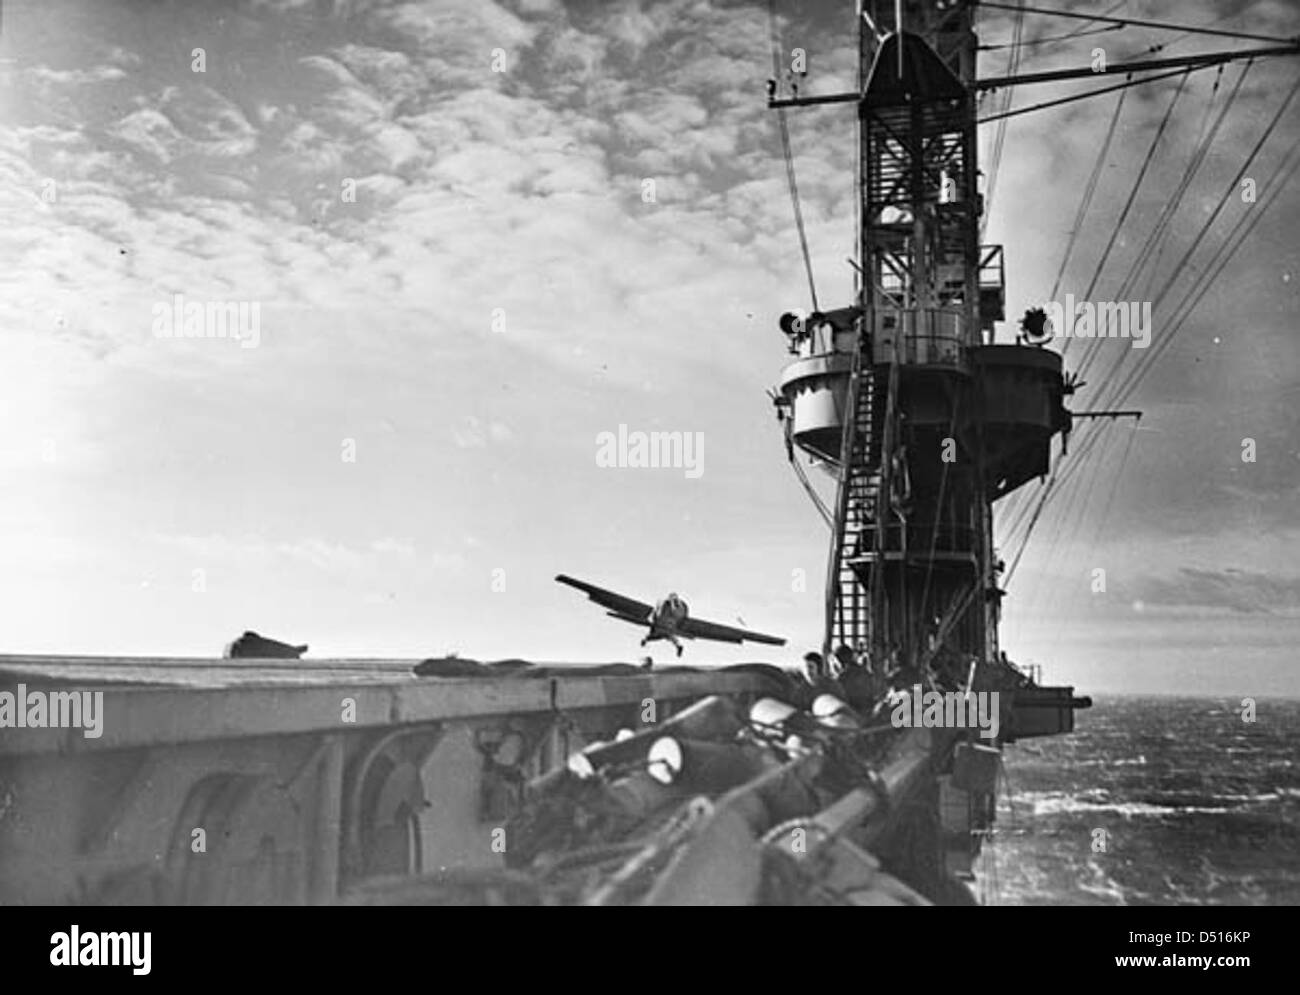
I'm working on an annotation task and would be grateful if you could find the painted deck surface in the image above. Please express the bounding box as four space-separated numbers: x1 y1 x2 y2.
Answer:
0 656 778 903
0 656 776 753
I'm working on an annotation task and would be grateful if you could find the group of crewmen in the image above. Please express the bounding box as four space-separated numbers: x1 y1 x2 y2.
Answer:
798 638 980 711
797 644 889 710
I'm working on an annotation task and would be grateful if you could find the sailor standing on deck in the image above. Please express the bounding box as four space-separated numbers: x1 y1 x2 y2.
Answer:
834 642 885 710
800 651 847 707
801 651 826 686
832 643 856 677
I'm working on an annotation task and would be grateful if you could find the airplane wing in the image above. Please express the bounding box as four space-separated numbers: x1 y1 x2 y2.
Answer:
555 575 654 623
678 615 786 646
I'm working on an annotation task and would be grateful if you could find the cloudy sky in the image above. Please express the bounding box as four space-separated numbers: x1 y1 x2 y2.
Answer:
1 0 1296 696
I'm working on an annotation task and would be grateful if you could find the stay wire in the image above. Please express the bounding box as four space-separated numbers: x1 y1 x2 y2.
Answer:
1048 86 1129 304
1102 72 1300 411
1108 128 1300 412
769 0 820 312
1064 70 1191 360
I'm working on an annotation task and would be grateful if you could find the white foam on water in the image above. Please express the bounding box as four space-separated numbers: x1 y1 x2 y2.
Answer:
1017 790 1234 818
1079 858 1128 905
1112 755 1147 767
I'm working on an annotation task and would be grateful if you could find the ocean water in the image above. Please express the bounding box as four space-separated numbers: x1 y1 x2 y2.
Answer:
982 695 1300 906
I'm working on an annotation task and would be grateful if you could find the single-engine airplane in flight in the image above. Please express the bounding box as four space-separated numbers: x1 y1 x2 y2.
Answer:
555 574 787 657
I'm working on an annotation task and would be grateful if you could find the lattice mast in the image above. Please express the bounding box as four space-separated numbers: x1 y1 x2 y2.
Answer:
825 0 993 674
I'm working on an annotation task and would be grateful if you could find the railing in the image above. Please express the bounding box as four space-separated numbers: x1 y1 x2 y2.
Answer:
873 307 966 366
854 522 979 557
788 309 860 359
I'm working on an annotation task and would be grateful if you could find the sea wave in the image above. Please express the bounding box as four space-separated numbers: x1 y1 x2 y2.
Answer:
990 697 1300 904
1069 755 1147 768
1007 788 1286 819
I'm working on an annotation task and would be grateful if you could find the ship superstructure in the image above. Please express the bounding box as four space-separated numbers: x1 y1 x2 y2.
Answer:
770 1 1086 893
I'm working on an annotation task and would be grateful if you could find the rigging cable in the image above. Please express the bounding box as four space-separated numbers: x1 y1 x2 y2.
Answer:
979 62 1208 125
784 416 834 529
1003 454 1062 586
1063 64 1199 379
1086 419 1139 553
1017 399 1143 556
1075 63 1227 379
1064 70 1191 359
1003 408 1120 585
1114 64 1248 308
1019 107 1297 564
1037 419 1131 624
1038 185 1286 541
768 0 820 312
1074 62 1248 387
1108 124 1300 412
1028 420 1113 596
1104 71 1300 410
998 66 1296 591
1150 72 1300 320
1001 438 1082 586
1162 133 1300 339
981 24 1121 51
976 3 1300 46
1022 413 1136 637
977 0 1123 52
1048 86 1129 305
1040 417 1140 648
1146 9 1250 55
983 0 1026 229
